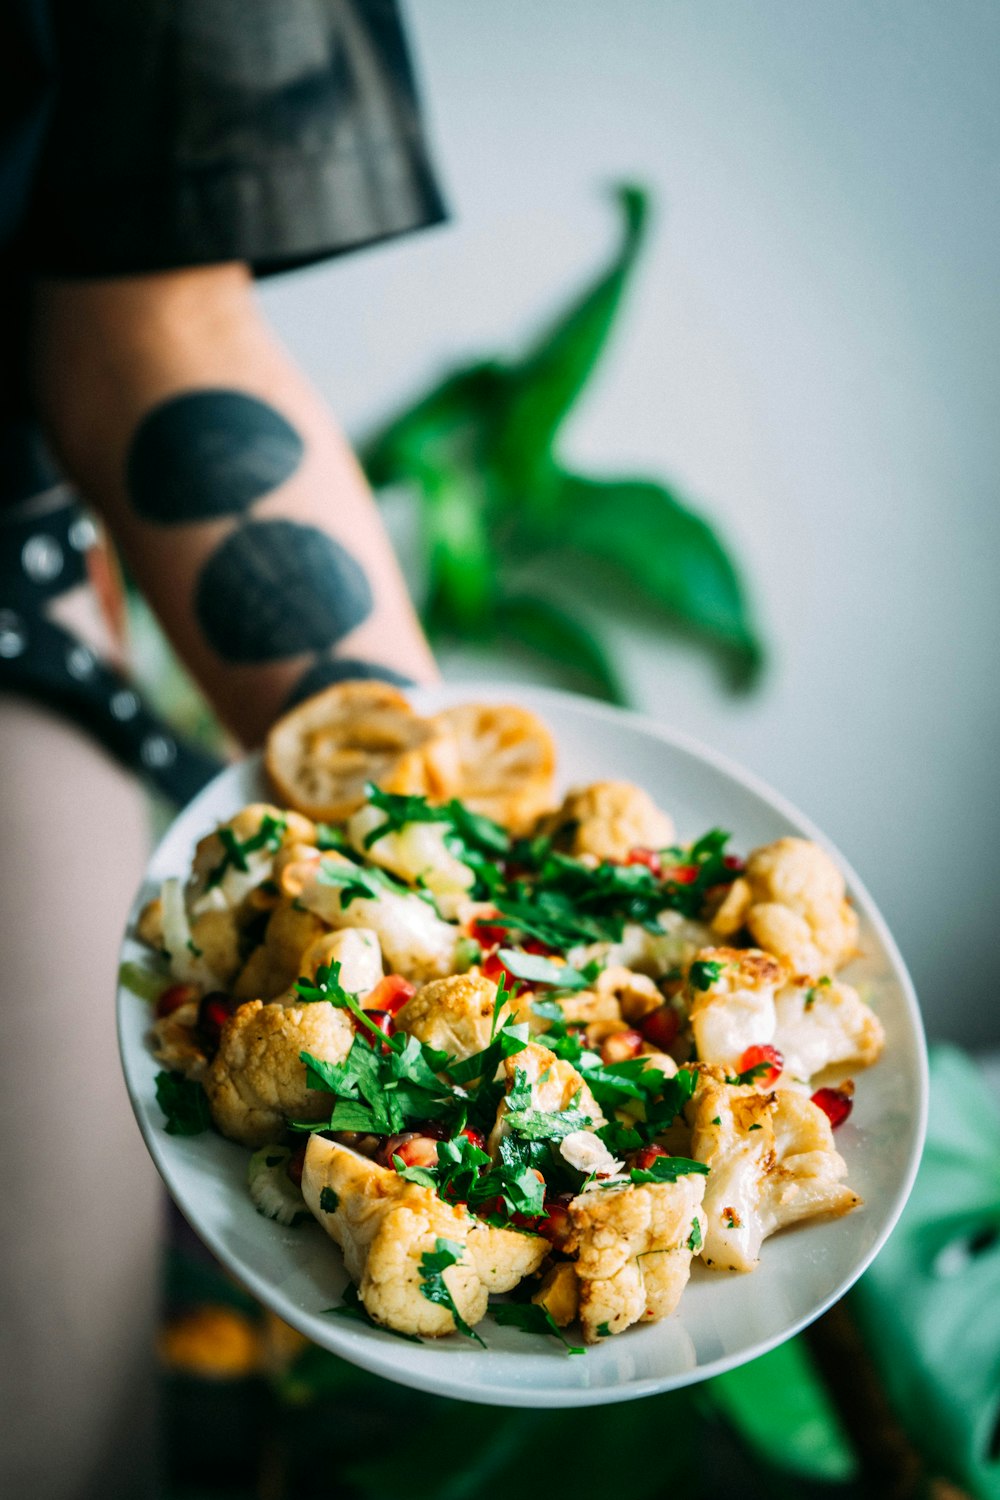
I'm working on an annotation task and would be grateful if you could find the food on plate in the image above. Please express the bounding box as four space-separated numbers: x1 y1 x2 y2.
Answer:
137 684 884 1349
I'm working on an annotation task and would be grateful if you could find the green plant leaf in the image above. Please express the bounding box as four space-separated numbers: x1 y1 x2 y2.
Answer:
420 466 498 638
850 1045 1000 1500
547 471 764 686
358 363 507 490
496 593 626 703
707 1338 857 1481
494 184 649 503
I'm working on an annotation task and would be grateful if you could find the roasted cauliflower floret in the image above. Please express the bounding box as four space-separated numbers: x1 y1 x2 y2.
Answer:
347 802 475 918
686 946 786 1068
150 1002 208 1080
532 1262 580 1327
688 1070 860 1272
232 899 329 1000
302 1138 545 1337
773 975 884 1082
538 781 675 863
204 999 353 1147
296 927 384 998
395 974 508 1061
567 1173 707 1341
189 804 316 918
488 1040 606 1161
712 838 859 974
286 850 458 982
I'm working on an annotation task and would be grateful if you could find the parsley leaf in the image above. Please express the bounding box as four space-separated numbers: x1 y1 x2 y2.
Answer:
205 813 287 888
496 948 590 990
629 1155 710 1185
319 1187 339 1213
687 1217 703 1252
418 1238 487 1346
492 1301 585 1355
689 959 723 991
503 1106 594 1141
155 1071 211 1136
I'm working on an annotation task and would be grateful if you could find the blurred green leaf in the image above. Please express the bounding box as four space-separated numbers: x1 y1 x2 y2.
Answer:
851 1045 1000 1499
708 1337 857 1481
548 472 763 685
494 183 648 502
360 181 765 701
420 466 497 638
359 363 507 490
498 593 626 703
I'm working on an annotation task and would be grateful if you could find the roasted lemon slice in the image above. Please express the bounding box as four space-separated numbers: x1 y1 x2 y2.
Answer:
433 702 556 832
265 681 459 822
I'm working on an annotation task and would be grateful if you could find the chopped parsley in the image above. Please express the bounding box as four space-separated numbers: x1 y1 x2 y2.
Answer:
496 948 591 991
319 1187 339 1213
492 1301 584 1355
418 1239 487 1346
629 1155 710 1185
688 959 724 991
804 976 832 1010
596 1320 613 1337
155 1070 211 1136
687 1218 703 1252
205 813 287 888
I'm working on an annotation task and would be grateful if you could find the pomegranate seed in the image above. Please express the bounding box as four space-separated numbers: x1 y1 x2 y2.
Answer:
460 1127 486 1151
469 917 507 949
661 863 699 885
474 1195 505 1220
197 991 237 1047
155 982 200 1020
388 1134 442 1170
639 1006 680 1050
364 975 416 1015
285 1143 306 1188
626 847 663 877
538 1201 573 1249
364 1008 395 1041
811 1084 854 1129
723 855 746 871
737 1044 784 1087
632 1144 669 1171
601 1029 644 1064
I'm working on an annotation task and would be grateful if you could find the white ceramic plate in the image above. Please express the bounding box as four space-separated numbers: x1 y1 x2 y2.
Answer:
118 683 927 1407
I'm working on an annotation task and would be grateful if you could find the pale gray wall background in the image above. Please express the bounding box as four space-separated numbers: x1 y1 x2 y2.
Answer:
259 0 1000 1047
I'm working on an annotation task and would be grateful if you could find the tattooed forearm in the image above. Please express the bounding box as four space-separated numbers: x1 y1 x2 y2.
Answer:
126 390 304 522
282 656 415 709
194 519 373 662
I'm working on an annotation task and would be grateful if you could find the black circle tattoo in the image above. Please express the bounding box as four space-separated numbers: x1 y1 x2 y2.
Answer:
126 390 305 522
195 519 373 662
283 657 415 710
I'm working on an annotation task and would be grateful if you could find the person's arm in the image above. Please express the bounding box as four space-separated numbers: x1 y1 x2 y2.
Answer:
30 262 437 746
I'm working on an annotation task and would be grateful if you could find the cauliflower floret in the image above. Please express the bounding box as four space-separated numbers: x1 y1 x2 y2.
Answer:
712 838 859 974
204 999 353 1147
773 975 884 1082
538 781 675 863
567 1173 707 1341
686 946 786 1067
347 803 475 919
288 850 458 982
395 974 509 1061
189 804 316 919
465 1221 549 1292
232 899 329 1000
488 1040 605 1159
688 1070 860 1272
150 1002 208 1080
294 927 384 998
302 1138 545 1336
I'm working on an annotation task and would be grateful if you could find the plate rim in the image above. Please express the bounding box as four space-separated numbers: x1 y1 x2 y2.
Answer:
117 681 929 1406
